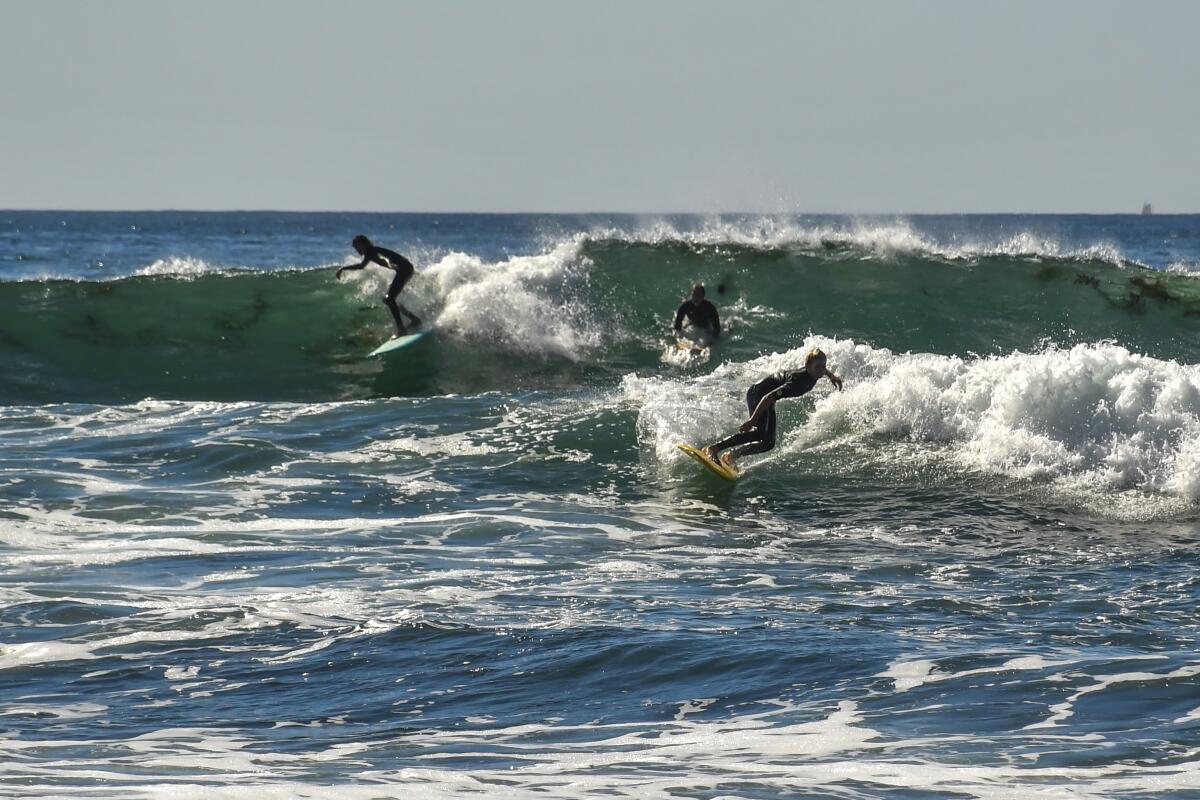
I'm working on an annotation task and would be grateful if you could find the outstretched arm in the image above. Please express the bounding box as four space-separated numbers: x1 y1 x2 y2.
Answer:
825 369 843 390
338 260 369 281
711 305 721 338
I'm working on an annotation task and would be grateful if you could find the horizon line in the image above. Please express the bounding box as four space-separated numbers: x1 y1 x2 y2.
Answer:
1 207 1193 216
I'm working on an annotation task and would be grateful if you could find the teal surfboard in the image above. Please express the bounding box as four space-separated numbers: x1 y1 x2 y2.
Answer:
368 329 431 358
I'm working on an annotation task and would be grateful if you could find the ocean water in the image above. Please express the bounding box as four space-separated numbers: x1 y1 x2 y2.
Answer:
3 211 1200 798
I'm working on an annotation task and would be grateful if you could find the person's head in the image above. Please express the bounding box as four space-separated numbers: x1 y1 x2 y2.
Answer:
352 234 372 255
690 284 706 302
804 347 828 377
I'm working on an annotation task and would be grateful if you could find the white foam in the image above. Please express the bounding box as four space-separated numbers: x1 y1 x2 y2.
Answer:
0 640 97 670
164 665 200 681
660 339 712 368
586 217 1136 267
135 256 224 277
630 337 1200 514
880 653 1082 694
0 701 107 720
673 698 716 720
880 659 938 692
594 216 936 255
343 434 501 460
1025 659 1200 730
0 521 242 569
398 239 602 359
1165 260 1200 275
821 342 1200 502
9 706 1200 800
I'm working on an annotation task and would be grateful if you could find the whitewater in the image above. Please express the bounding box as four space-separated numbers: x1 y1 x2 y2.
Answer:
3 211 1200 798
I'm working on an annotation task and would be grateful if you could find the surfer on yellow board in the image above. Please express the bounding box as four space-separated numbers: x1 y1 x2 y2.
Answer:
701 348 843 470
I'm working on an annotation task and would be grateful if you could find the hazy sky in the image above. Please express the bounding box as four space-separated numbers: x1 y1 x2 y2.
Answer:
2 0 1196 212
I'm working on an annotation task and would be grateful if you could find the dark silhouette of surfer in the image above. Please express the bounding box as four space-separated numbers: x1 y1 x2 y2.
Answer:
673 284 721 345
336 235 422 336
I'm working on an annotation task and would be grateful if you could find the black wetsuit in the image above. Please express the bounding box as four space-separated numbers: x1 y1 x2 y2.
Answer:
374 248 419 333
710 370 819 459
674 299 721 341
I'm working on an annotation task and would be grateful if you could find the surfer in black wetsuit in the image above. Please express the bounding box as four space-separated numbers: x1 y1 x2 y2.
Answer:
336 235 422 336
702 348 843 469
674 284 721 345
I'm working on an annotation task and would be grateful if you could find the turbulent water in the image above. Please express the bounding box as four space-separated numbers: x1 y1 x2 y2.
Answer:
4 211 1200 798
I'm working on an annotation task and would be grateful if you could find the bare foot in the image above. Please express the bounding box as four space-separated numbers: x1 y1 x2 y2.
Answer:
720 453 736 469
701 446 717 461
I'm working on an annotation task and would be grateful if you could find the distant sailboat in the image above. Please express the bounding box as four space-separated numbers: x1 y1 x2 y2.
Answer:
1142 202 1153 215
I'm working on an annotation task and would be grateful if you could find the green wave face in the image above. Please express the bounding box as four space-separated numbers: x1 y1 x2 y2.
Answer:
2 270 372 403
3 239 1200 403
591 239 1200 362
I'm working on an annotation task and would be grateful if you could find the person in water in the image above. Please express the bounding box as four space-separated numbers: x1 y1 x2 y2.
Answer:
336 235 422 336
702 348 843 469
673 284 721 345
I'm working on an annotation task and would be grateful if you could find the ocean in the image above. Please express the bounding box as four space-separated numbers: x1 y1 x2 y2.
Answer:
3 211 1200 798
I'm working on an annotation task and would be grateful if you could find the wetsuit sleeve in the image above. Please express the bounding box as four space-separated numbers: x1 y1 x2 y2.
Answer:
711 303 721 337
673 302 688 332
336 257 369 277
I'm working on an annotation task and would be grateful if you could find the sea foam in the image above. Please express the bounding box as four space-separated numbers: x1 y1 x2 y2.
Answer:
629 338 1200 513
418 239 603 359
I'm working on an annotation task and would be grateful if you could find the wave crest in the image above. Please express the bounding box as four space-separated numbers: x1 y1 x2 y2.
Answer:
421 240 601 359
135 256 226 278
578 217 1135 267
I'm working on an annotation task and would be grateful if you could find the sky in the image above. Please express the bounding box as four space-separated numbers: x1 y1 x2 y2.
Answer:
1 0 1196 213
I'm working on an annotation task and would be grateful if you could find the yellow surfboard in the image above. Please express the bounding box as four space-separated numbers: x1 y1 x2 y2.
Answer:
676 442 739 481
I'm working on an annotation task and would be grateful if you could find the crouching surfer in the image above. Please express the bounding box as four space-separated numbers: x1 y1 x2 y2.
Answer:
702 348 843 469
336 235 422 336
